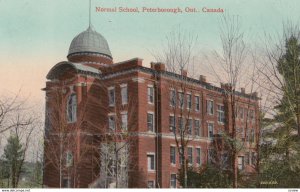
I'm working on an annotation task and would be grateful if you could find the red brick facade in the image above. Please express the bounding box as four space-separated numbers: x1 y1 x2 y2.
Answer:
43 53 259 188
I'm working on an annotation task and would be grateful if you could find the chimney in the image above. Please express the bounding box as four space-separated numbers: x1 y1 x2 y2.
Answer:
200 75 206 82
181 69 187 77
241 88 245 94
251 92 257 97
150 62 165 71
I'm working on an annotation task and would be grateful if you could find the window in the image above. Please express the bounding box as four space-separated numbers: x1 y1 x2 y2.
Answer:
147 154 155 171
245 152 250 165
208 149 215 164
196 148 201 165
240 127 245 141
221 152 229 168
179 148 184 165
238 156 245 170
251 152 256 165
188 147 193 165
217 104 225 123
65 151 73 167
178 117 184 132
147 113 154 132
148 86 154 104
239 107 244 120
187 94 192 109
207 100 214 115
108 87 115 106
195 96 200 111
250 129 255 143
170 90 176 107
170 174 176 188
246 129 251 142
169 116 176 132
121 113 128 130
194 120 200 136
62 177 71 188
67 94 77 123
208 123 214 138
187 119 193 135
170 146 176 164
121 84 128 105
148 181 154 188
108 115 115 131
178 92 184 109
250 109 255 122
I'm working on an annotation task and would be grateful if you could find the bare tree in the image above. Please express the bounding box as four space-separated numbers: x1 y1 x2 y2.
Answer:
0 91 38 188
153 28 198 188
43 85 90 188
205 14 261 188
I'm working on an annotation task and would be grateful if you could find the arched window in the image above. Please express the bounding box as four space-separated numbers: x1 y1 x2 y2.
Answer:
67 94 77 123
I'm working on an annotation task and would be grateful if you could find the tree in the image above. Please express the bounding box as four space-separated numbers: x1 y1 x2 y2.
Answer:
2 135 25 188
153 28 198 188
206 14 260 188
258 24 300 187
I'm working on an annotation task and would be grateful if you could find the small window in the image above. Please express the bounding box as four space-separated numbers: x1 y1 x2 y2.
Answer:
208 149 216 164
188 147 193 165
170 174 177 188
147 154 155 171
208 123 214 138
148 86 154 104
67 94 77 123
108 87 115 106
196 148 201 165
62 177 71 188
147 113 154 132
194 120 200 136
245 152 250 165
179 148 184 165
250 109 255 122
178 92 184 109
170 90 176 107
239 107 244 119
65 151 73 167
187 94 192 109
217 104 225 123
238 156 245 170
121 113 128 130
178 117 184 132
121 85 128 105
108 115 115 131
246 129 251 142
251 152 256 165
195 96 200 111
170 146 176 164
250 129 255 143
148 181 155 188
207 100 214 115
187 119 193 135
240 127 245 141
169 116 176 132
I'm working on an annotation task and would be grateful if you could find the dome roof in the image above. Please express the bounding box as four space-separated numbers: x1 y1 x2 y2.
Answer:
68 26 112 58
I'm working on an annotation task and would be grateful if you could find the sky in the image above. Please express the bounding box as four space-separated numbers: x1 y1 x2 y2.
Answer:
0 0 300 105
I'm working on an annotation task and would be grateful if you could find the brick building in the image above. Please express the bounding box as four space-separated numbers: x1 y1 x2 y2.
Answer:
43 25 260 188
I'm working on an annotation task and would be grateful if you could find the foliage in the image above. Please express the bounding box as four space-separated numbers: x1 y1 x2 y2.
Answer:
1 135 25 188
177 165 233 188
259 35 300 188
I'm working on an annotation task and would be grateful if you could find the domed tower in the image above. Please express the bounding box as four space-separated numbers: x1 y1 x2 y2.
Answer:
67 25 113 67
